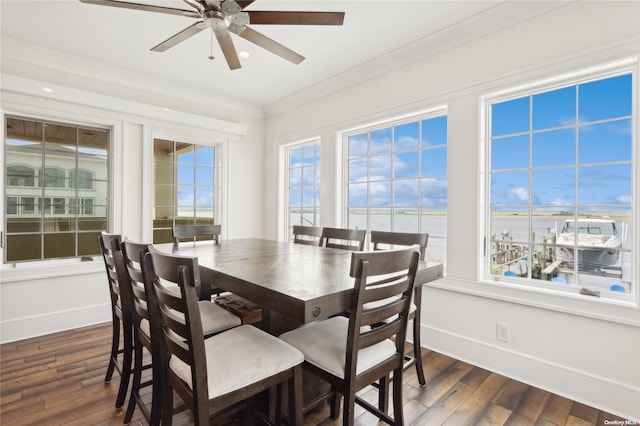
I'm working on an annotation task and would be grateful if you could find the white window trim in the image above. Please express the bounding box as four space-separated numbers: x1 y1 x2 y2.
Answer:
0 107 122 283
339 106 448 253
142 126 229 243
278 137 321 242
476 58 640 319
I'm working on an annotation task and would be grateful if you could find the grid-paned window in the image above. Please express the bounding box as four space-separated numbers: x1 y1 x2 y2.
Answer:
486 71 634 297
287 141 320 236
4 116 110 262
345 112 447 263
152 139 219 243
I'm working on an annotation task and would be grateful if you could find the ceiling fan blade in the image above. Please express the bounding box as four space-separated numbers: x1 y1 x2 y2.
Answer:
216 33 242 70
237 26 304 65
182 0 205 14
151 21 206 52
79 0 199 18
236 1 256 9
247 11 345 26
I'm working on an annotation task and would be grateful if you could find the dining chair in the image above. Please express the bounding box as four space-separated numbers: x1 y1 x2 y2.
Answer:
173 224 225 298
370 230 429 386
144 246 304 426
122 239 243 425
292 225 323 246
320 227 366 251
120 239 164 425
280 246 420 426
98 232 134 409
172 224 221 245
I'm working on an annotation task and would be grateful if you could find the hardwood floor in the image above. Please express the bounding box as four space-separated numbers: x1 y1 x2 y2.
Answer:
0 322 629 425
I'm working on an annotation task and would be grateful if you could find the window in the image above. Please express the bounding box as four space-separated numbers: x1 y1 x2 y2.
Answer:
4 116 110 262
152 138 219 243
39 167 65 188
344 112 447 263
485 70 634 297
69 169 94 189
286 140 320 236
7 165 35 186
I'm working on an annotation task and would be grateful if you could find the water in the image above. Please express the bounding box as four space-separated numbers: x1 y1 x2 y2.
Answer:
361 213 633 294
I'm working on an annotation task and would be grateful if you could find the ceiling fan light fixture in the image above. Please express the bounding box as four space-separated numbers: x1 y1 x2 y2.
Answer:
205 10 230 34
238 51 250 58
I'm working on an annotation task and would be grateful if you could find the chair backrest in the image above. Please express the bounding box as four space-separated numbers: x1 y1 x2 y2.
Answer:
346 247 420 381
292 225 323 246
143 246 207 418
172 224 221 245
370 230 429 260
320 227 366 251
121 239 157 341
99 232 133 319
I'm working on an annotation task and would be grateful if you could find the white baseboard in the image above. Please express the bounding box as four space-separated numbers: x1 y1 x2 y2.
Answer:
0 304 111 344
420 323 640 422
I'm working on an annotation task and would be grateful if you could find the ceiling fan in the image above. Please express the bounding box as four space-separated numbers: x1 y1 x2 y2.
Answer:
79 0 345 70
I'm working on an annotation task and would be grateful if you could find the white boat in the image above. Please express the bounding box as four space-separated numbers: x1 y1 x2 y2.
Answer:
556 218 621 269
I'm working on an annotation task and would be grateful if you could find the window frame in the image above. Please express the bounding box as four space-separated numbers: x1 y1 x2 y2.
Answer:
1 108 121 281
3 115 111 264
143 127 227 244
283 138 321 240
479 59 638 307
341 108 448 262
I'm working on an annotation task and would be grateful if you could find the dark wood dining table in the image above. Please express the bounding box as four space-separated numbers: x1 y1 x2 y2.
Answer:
156 238 443 332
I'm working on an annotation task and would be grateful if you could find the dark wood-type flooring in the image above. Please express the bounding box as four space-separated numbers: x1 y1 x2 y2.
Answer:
0 322 630 425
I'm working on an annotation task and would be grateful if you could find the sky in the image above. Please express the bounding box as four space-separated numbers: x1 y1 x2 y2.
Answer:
490 73 632 214
343 115 449 209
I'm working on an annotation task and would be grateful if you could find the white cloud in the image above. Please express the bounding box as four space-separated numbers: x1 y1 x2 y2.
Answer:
509 187 529 202
616 195 632 203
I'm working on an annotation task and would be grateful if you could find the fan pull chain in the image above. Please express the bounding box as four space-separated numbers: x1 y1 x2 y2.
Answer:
208 29 214 60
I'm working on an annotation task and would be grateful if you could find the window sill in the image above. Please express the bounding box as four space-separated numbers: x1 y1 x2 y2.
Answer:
0 257 103 284
427 275 640 327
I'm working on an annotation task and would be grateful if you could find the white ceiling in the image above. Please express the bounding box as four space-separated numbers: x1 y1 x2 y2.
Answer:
1 1 569 110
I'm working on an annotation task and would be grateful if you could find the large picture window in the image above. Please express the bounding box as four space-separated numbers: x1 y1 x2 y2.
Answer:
4 116 110 262
344 112 447 263
286 140 320 236
486 70 634 297
152 138 220 243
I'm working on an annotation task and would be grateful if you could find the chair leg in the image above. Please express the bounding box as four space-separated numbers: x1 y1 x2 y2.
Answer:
288 366 303 426
275 383 283 426
115 323 133 408
392 367 404 426
105 315 119 383
412 316 426 386
161 377 173 425
342 390 355 426
330 387 341 420
148 350 165 426
378 374 389 414
124 339 143 424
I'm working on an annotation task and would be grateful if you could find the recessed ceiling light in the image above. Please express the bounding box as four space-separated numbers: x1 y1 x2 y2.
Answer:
42 87 53 93
238 51 250 59
162 107 171 111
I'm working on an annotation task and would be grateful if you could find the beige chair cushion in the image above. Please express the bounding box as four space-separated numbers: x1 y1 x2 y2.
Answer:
198 301 241 335
169 325 303 398
139 318 151 338
139 302 239 338
279 316 396 379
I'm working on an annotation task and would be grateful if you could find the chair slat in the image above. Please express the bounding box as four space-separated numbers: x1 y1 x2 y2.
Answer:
320 227 366 251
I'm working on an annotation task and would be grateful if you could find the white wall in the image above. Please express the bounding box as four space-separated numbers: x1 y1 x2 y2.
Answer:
263 2 640 420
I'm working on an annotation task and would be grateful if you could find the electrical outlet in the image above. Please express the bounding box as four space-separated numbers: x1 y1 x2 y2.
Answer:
496 322 510 342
